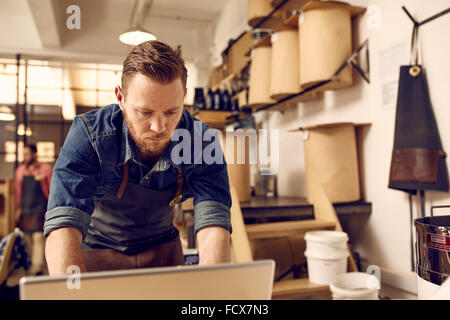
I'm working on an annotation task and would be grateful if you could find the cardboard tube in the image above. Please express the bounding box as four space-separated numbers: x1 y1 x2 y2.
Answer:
299 6 353 90
249 46 276 108
270 28 300 100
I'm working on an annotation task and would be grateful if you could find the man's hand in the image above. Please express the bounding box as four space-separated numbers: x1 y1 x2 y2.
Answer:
45 227 87 275
196 226 231 265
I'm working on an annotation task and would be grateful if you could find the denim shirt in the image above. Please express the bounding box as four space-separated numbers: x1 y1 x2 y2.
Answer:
43 104 232 242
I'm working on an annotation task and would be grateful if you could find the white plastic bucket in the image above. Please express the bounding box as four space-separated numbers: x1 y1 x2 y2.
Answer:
305 231 349 255
305 250 349 285
304 231 349 285
329 272 380 300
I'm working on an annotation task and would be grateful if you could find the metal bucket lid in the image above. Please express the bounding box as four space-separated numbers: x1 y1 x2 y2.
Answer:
414 215 450 235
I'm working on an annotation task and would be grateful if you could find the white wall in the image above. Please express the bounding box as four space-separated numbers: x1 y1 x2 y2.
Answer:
211 0 249 67
212 0 450 281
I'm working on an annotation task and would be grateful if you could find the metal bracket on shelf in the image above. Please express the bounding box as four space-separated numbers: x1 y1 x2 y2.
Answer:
330 38 370 85
254 39 371 113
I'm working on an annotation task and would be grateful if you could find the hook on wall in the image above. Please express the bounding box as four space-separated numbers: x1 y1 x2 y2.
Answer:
402 5 450 27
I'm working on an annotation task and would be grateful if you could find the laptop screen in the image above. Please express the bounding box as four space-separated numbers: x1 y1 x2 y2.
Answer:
20 260 275 300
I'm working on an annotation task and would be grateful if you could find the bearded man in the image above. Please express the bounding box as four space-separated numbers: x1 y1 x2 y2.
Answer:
44 41 231 275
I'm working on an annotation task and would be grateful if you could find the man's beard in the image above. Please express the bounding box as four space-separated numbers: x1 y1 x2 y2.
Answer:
123 109 171 160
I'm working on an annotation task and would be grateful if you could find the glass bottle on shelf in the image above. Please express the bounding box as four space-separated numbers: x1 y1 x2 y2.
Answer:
205 88 214 110
193 87 205 110
222 88 232 111
231 98 239 112
213 89 222 111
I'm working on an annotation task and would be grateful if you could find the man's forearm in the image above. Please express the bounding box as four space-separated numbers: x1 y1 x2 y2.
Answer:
196 226 231 265
45 227 87 275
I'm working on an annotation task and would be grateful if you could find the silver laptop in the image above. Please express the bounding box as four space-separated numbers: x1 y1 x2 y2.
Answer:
20 260 275 300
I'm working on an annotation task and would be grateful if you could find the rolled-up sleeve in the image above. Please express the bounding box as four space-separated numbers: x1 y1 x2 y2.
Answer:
193 200 232 235
43 116 100 238
185 131 232 235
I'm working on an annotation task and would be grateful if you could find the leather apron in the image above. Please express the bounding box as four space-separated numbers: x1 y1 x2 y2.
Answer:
388 24 449 193
82 162 185 272
20 175 47 232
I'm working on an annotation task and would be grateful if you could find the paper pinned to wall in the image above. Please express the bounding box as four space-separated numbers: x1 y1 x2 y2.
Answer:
379 42 408 110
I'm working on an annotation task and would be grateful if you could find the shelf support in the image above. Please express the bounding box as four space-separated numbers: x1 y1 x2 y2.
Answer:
255 39 370 113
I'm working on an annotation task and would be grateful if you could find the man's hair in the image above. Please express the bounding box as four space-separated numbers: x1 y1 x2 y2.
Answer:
121 40 187 96
24 144 37 154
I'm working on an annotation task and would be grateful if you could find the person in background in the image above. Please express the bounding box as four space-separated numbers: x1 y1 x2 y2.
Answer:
14 144 53 275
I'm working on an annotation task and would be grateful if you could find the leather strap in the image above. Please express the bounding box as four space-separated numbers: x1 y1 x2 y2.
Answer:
116 162 183 206
169 168 183 207
410 24 420 66
408 24 423 77
116 162 129 199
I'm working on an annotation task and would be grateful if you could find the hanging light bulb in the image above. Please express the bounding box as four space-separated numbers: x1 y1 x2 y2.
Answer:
17 123 32 136
119 0 156 46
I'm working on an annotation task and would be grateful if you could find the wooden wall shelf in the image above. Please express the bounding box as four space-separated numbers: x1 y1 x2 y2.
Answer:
252 38 370 113
182 195 372 224
192 110 235 130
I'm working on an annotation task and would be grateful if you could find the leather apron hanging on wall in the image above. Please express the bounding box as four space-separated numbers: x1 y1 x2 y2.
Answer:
82 162 185 272
20 175 47 232
388 21 449 273
388 24 449 193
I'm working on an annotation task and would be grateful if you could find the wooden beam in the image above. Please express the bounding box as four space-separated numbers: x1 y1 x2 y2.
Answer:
27 0 62 48
246 219 335 240
229 187 253 262
272 278 330 299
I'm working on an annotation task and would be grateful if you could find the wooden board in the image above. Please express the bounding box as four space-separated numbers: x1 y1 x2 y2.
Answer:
270 91 320 111
193 110 234 130
246 219 335 239
182 196 372 221
272 0 310 12
230 187 253 263
272 278 331 299
0 179 15 238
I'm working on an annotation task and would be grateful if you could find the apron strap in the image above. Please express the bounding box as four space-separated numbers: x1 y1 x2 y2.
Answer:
410 23 421 66
116 162 183 206
116 162 129 199
169 168 183 207
409 24 422 77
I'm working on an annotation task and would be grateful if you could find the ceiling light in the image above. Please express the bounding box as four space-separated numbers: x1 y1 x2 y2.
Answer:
119 27 156 46
119 0 156 46
0 105 15 121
